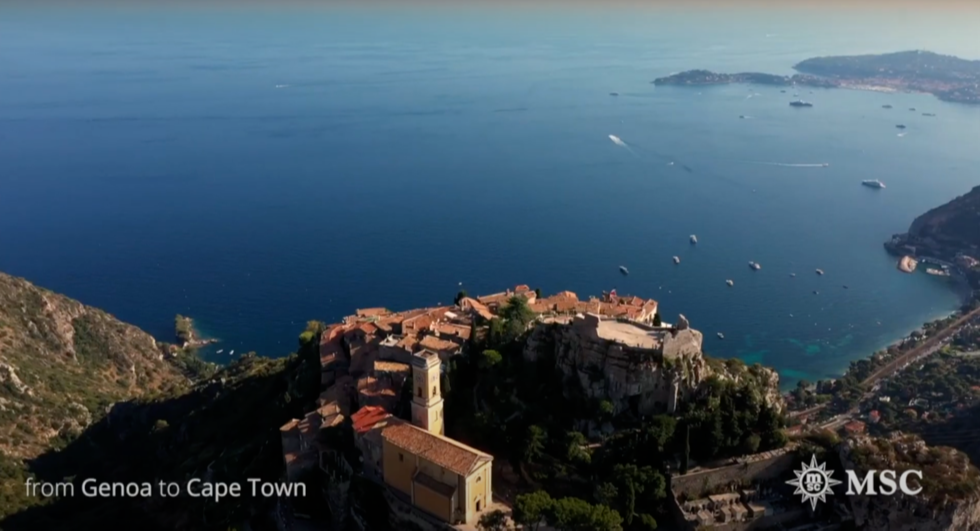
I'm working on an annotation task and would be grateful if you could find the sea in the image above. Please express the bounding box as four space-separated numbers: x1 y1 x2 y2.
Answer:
2 6 980 388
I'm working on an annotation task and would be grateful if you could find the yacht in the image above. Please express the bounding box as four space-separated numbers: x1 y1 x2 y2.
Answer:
229 350 235 355
619 266 629 276
726 279 734 287
789 100 813 108
896 124 906 129
749 261 761 270
609 92 619 97
862 179 886 189
672 256 681 264
815 269 825 275
717 332 725 339
690 234 698 244
216 349 224 354
882 104 893 109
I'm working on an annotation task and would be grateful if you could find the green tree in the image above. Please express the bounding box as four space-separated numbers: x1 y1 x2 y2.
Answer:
565 431 591 465
524 425 547 464
545 497 622 531
681 424 691 474
652 313 662 327
638 513 658 530
455 290 469 305
742 433 761 454
594 483 618 507
480 349 503 370
534 287 542 298
477 509 508 531
513 490 553 531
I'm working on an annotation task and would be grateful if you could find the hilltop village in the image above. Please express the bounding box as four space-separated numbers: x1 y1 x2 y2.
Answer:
276 282 980 531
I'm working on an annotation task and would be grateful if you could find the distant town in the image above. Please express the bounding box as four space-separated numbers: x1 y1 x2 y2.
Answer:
653 50 980 104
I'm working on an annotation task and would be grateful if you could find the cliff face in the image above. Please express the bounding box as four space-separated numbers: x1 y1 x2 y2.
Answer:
840 433 980 531
905 185 980 255
523 314 783 416
0 272 189 459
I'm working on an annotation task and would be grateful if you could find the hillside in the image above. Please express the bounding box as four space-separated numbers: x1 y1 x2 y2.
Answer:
906 185 980 254
795 50 980 82
0 272 203 460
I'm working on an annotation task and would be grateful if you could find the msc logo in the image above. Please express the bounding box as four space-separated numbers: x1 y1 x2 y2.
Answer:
787 455 923 509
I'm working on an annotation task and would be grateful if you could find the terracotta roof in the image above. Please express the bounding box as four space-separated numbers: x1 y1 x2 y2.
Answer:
357 308 390 318
381 423 491 476
514 285 531 293
414 471 457 498
419 334 461 354
553 291 578 300
396 335 419 351
460 297 494 321
434 323 471 340
357 376 397 398
352 406 392 434
357 322 379 335
374 360 411 374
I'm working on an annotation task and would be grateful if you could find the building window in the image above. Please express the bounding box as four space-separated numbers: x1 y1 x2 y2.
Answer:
399 453 404 462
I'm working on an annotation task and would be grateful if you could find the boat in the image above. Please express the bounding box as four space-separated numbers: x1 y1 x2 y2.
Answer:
717 332 725 339
815 268 825 275
895 124 906 129
619 266 629 276
789 100 813 107
843 285 849 289
922 112 936 117
749 261 761 270
909 107 916 111
690 234 698 244
216 349 224 354
672 256 681 264
726 279 734 287
821 163 830 167
790 273 796 277
229 350 235 355
813 290 819 295
882 104 893 109
861 179 885 189
609 92 619 96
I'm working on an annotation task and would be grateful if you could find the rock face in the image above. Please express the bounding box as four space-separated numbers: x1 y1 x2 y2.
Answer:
890 185 980 259
524 313 782 416
840 433 980 531
0 271 189 459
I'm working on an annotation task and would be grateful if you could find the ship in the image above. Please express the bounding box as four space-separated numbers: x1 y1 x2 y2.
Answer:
862 179 886 189
690 234 698 244
815 268 825 275
882 104 893 109
726 279 734 287
789 100 813 107
896 124 906 129
619 266 629 276
748 261 762 270
672 256 681 264
717 332 725 339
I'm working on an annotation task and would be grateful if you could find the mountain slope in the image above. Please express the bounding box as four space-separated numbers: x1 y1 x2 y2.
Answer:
0 271 193 459
907 185 980 253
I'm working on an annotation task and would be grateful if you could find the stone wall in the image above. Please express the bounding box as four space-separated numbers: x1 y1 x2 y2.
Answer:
669 446 798 499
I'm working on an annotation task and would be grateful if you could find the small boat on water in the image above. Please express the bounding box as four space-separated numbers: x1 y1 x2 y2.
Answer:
896 124 906 129
609 92 619 96
619 266 630 276
815 269 825 275
790 273 796 277
690 234 698 244
922 112 936 117
726 279 734 287
843 285 849 289
229 350 235 355
717 332 725 339
862 179 885 189
882 104 893 109
216 349 224 354
813 290 819 295
909 107 916 111
749 261 761 270
789 100 813 108
672 256 681 264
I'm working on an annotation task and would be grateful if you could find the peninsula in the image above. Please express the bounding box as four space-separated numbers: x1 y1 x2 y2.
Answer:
653 50 980 104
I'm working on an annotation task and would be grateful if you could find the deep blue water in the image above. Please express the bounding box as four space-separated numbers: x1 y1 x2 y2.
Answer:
2 7 980 386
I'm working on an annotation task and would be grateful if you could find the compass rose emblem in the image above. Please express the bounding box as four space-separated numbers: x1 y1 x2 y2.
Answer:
786 454 842 510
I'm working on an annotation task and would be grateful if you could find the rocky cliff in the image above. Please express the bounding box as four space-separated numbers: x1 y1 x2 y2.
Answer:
0 271 191 459
840 433 980 531
523 313 783 416
904 185 980 256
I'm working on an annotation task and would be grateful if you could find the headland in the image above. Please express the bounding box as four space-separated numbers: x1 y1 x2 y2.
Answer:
653 50 980 104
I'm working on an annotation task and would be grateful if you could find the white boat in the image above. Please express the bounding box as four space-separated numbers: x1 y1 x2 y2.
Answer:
717 332 725 339
619 266 629 276
815 269 825 275
749 261 761 270
689 234 697 244
726 279 734 287
216 349 224 354
862 179 885 189
672 256 681 264
229 350 235 355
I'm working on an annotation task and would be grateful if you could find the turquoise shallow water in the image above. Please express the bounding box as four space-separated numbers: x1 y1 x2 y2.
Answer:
1 7 978 387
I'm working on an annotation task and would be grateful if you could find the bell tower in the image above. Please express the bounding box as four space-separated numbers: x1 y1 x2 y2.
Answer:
410 350 444 436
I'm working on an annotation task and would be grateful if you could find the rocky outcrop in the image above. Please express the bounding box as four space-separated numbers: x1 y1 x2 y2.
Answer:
0 271 190 459
524 313 782 416
888 186 980 260
840 433 980 531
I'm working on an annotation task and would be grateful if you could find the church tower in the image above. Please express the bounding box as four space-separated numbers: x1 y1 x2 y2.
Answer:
411 350 444 436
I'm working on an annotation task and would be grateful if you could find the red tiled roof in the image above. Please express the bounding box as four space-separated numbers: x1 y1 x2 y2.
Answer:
356 308 389 318
352 406 392 434
419 334 461 353
381 422 491 476
514 285 531 293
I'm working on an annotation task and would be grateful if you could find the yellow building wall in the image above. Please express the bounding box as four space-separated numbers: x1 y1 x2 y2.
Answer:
381 439 415 496
414 482 454 523
464 462 493 521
